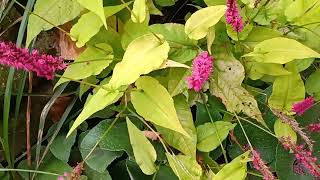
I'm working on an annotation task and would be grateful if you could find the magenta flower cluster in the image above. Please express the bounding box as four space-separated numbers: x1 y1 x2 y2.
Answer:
186 51 213 92
0 41 66 80
281 137 320 177
251 150 275 180
307 123 320 133
226 0 244 32
292 97 315 116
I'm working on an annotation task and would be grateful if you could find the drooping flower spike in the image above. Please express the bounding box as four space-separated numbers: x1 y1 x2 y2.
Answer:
306 123 320 133
186 51 213 92
226 0 244 32
250 149 276 180
0 41 66 80
292 97 315 116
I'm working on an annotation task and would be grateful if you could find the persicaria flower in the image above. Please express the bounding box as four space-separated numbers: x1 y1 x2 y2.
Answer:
306 123 320 133
280 137 320 177
250 149 275 180
0 41 66 80
226 0 244 32
186 51 213 92
292 97 315 116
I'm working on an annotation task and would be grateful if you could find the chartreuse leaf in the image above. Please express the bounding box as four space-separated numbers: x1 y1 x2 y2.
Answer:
213 151 250 180
196 121 236 152
109 34 170 89
55 43 113 89
67 84 125 137
209 60 266 126
306 70 320 100
166 154 202 180
131 76 189 136
78 0 107 29
274 119 297 143
26 0 82 46
185 5 227 40
244 37 320 64
156 95 197 156
246 60 291 80
70 2 132 47
167 68 190 97
121 19 150 49
131 0 147 23
127 118 157 175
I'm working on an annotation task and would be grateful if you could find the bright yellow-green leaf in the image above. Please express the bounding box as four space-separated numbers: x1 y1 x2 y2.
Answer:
306 70 320 100
274 119 297 144
156 95 197 156
197 122 236 152
109 34 170 89
70 2 132 47
55 43 113 89
244 37 320 64
246 60 291 80
77 0 107 29
209 60 266 126
212 151 250 180
132 0 147 23
26 0 83 46
207 27 215 55
131 76 189 137
121 19 150 49
127 118 157 175
166 154 202 180
185 5 227 40
269 73 305 113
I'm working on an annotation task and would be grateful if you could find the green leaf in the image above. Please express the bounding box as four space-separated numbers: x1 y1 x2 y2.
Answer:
213 151 250 180
167 68 190 97
156 95 197 156
131 76 189 136
127 118 157 175
132 0 147 23
166 154 202 180
84 165 112 180
204 0 226 6
78 0 107 28
196 121 236 152
79 76 99 99
274 119 297 143
244 37 320 64
26 0 83 46
70 2 132 47
154 0 176 6
121 19 150 49
209 60 265 126
185 5 227 40
306 70 320 100
226 23 253 41
207 26 215 54
109 33 170 89
284 0 319 22
268 73 305 112
55 43 113 89
126 160 152 179
246 60 291 80
50 131 76 162
80 121 123 173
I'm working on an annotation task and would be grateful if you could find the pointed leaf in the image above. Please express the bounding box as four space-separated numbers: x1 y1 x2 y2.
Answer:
50 132 76 162
131 76 189 136
166 154 202 180
185 5 227 40
132 0 147 23
109 33 170 89
78 0 107 28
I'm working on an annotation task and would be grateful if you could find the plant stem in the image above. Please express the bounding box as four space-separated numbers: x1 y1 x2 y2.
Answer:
26 72 32 167
233 112 253 151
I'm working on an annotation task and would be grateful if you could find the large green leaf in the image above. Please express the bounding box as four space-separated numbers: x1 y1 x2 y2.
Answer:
78 0 107 28
166 154 202 180
268 73 305 112
209 60 265 126
50 131 76 162
26 0 82 46
121 19 150 49
156 95 197 156
109 33 170 89
185 5 226 40
244 37 320 64
131 76 189 136
55 43 113 88
131 0 147 23
212 151 250 180
127 118 157 175
84 165 112 180
70 2 132 47
196 121 236 152
306 70 320 100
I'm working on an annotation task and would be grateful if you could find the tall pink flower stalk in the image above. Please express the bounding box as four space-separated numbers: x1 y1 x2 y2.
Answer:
251 150 275 180
280 137 320 178
0 41 66 80
186 51 213 92
306 123 320 133
292 97 315 116
226 0 244 32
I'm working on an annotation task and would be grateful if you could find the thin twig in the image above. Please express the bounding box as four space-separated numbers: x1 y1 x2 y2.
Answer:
26 72 32 167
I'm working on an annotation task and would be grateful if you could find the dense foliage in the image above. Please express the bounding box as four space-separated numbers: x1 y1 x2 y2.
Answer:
1 0 320 179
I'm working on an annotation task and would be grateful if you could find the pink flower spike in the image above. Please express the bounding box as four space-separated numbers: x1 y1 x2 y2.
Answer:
0 41 66 80
226 0 244 32
292 97 315 116
186 51 213 92
306 123 320 133
250 150 275 180
57 176 65 180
